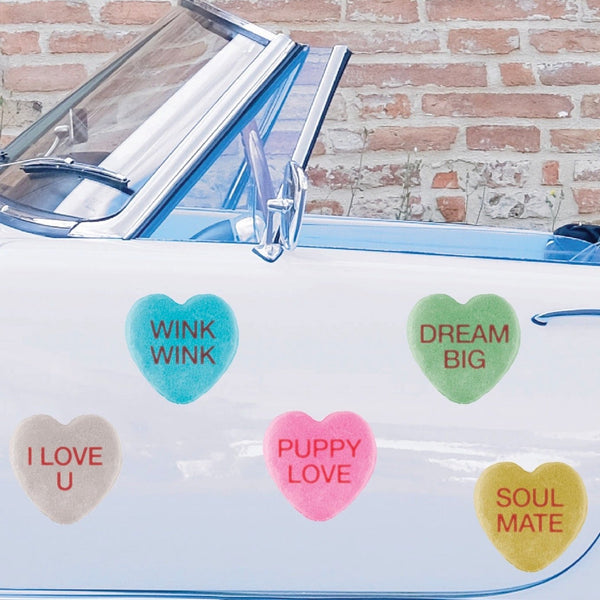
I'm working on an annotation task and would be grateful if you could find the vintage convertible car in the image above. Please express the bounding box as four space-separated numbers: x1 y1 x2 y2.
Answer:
0 1 598 599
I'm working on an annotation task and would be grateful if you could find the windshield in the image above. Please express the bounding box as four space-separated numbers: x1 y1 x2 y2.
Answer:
0 5 264 222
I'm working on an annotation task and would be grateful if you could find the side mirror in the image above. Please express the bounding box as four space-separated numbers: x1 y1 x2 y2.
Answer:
253 161 307 262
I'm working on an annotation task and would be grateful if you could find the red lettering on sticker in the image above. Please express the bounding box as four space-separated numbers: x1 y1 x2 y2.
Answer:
550 513 563 533
56 471 73 491
151 320 216 340
496 488 512 508
55 447 72 466
496 512 564 533
200 346 215 365
498 513 518 532
337 464 351 483
200 320 215 339
495 487 564 509
418 324 509 344
151 345 216 365
287 463 353 485
276 438 362 459
279 439 293 457
444 349 485 369
89 447 103 466
30 446 105 467
41 447 53 466
420 325 436 343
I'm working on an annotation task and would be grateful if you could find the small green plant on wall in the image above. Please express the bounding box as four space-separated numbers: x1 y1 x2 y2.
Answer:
396 152 422 221
546 189 564 232
0 96 4 143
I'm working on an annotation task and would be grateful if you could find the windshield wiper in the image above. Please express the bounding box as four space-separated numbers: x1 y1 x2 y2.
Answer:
20 157 133 194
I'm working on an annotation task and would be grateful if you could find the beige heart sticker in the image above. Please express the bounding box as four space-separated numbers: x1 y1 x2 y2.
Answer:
474 462 587 572
10 415 122 524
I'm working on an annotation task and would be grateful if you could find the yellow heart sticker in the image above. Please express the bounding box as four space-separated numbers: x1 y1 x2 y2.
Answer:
474 462 587 572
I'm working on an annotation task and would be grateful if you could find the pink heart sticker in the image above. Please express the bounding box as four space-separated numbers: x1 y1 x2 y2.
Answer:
263 411 377 521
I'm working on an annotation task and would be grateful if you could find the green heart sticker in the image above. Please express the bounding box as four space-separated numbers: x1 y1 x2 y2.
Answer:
407 294 520 404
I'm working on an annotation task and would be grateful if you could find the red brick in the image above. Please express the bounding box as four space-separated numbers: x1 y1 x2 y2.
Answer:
347 0 418 22
0 1 91 23
101 1 172 24
551 129 600 152
305 200 345 216
311 139 326 156
539 63 600 86
341 63 487 88
49 32 139 53
422 93 573 118
213 0 341 22
432 171 459 189
4 64 87 92
500 63 536 86
437 196 466 222
588 0 600 16
426 0 576 21
308 163 419 189
0 31 39 55
530 29 600 53
291 29 440 54
582 94 600 118
367 127 458 152
448 29 519 55
542 161 560 185
308 166 354 190
467 125 540 152
358 94 411 119
574 189 600 214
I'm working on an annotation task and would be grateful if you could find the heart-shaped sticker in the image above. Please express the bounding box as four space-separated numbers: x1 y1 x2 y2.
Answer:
407 294 520 404
126 294 238 404
474 462 587 572
10 415 122 525
264 411 377 521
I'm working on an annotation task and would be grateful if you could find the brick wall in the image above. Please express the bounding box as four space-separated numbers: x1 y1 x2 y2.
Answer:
3 0 600 229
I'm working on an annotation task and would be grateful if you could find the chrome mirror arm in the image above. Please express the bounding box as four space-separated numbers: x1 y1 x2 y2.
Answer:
253 161 307 262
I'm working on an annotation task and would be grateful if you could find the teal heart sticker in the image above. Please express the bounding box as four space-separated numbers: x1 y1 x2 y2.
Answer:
407 294 520 404
126 294 238 404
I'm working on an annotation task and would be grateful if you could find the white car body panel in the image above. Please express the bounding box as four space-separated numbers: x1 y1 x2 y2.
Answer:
0 1 597 597
0 236 598 597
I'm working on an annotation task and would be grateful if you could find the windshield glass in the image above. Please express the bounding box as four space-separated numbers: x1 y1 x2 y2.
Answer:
0 6 264 222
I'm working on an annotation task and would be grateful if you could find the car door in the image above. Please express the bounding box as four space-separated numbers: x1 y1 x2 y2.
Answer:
0 1 598 599
0 224 598 599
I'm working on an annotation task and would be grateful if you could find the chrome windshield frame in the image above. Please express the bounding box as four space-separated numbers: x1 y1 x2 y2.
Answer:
1 0 277 168
70 33 301 239
0 0 347 240
291 45 351 170
180 0 276 44
1 12 181 164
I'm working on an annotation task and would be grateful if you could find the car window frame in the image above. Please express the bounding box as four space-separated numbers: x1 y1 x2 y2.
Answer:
68 2 305 240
